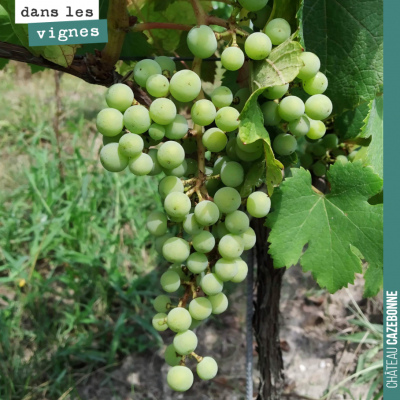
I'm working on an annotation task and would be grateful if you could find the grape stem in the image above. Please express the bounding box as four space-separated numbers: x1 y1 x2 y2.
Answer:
191 352 204 363
312 185 324 195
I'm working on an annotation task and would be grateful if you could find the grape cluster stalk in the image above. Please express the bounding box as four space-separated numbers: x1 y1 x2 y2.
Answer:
95 3 335 391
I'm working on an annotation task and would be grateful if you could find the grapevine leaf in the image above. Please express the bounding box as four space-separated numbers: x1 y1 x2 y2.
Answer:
266 162 383 296
358 95 383 178
220 70 240 94
41 45 81 68
240 161 266 198
238 95 283 196
139 1 213 52
250 33 303 93
302 0 383 114
334 102 370 140
0 4 20 69
297 0 305 48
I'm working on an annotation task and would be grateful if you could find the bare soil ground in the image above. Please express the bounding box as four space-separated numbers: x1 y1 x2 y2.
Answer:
78 265 383 400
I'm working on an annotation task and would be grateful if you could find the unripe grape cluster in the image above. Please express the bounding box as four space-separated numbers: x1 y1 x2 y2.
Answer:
94 11 335 391
95 51 271 391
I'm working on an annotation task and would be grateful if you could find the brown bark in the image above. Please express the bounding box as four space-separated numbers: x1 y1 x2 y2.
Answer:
252 219 286 400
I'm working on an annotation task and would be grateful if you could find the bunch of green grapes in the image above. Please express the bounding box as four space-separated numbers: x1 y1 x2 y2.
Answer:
94 15 333 390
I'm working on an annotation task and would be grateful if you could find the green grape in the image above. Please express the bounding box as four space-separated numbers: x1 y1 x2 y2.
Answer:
225 210 250 235
149 98 177 126
103 131 125 145
278 96 305 122
191 99 217 126
100 143 129 173
187 252 208 274
123 105 151 134
214 187 241 214
305 94 333 121
235 145 263 162
189 298 212 320
211 86 233 108
105 83 134 112
336 155 348 164
322 134 339 149
167 307 192 333
307 119 326 140
241 227 256 250
155 233 174 255
226 137 241 161
182 138 197 155
157 141 185 170
221 161 244 188
312 161 326 176
96 108 124 137
197 356 219 380
236 136 263 153
186 158 198 176
164 115 188 140
187 25 217 59
146 211 168 237
163 237 190 263
128 153 153 176
239 0 269 11
289 115 311 137
303 71 328 95
252 4 272 29
297 52 321 80
164 160 188 178
208 293 228 315
218 234 244 260
247 191 271 218
300 153 314 169
148 123 165 141
312 144 326 157
201 273 224 295
146 74 170 98
215 258 238 282
119 133 144 157
154 295 171 313
169 264 188 281
231 257 248 283
245 32 272 60
152 313 168 331
264 18 291 45
273 133 297 156
206 179 222 197
183 213 204 236
238 0 269 11
192 231 215 254
202 128 228 152
159 176 184 199
233 88 251 112
167 365 194 392
165 344 182 367
260 101 281 126
215 107 240 132
263 84 289 100
194 200 220 226
160 270 181 293
189 318 203 330
348 149 359 162
133 59 162 87
164 192 191 219
221 46 245 71
173 330 198 355
215 221 230 239
170 70 202 103
155 56 176 76
213 156 231 175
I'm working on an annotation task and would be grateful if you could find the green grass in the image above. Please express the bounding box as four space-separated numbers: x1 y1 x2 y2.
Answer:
0 65 167 399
